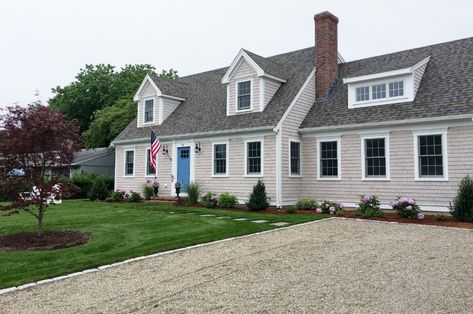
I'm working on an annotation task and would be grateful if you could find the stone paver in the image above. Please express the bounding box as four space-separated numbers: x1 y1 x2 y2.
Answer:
251 220 268 224
2 219 473 313
199 214 216 217
233 218 249 221
270 222 290 227
216 216 231 219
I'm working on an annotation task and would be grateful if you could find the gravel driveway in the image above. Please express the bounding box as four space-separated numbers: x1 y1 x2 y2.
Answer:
1 218 473 313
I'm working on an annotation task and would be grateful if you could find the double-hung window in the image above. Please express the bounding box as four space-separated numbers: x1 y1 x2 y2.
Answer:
144 99 154 123
418 134 444 178
124 150 134 176
290 141 301 175
363 137 388 179
237 80 251 110
318 139 340 179
213 143 227 175
246 140 262 175
146 148 156 176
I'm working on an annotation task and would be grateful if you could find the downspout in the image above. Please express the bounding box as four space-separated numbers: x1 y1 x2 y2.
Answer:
274 127 283 208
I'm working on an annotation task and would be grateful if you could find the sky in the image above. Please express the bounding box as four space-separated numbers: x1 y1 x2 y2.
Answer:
1 0 472 108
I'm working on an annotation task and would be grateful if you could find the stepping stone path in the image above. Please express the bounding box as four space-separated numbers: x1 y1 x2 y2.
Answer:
200 214 216 217
233 218 249 221
270 222 291 227
216 217 231 219
251 220 268 224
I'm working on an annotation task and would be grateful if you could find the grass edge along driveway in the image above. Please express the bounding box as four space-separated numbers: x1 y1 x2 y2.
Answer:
0 200 328 289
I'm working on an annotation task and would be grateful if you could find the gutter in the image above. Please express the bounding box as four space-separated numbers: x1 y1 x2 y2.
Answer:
299 114 473 134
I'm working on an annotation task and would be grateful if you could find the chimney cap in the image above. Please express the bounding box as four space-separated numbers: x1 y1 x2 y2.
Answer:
314 11 339 23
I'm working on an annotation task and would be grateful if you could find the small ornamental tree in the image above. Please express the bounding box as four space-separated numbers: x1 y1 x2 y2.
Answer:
450 175 473 222
0 104 82 234
246 180 269 211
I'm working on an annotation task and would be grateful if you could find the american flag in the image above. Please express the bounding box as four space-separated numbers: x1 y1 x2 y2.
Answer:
150 130 162 171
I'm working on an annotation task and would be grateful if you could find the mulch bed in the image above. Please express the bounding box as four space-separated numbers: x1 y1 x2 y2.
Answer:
0 230 91 251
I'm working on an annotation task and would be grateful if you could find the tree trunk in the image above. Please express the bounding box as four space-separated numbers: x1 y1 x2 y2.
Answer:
37 204 44 236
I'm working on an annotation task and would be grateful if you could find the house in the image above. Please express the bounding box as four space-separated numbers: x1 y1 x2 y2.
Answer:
69 148 115 177
111 11 473 212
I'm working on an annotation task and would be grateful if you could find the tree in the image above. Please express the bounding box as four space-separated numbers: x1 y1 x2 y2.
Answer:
158 68 179 80
0 104 82 234
246 180 269 211
450 175 473 222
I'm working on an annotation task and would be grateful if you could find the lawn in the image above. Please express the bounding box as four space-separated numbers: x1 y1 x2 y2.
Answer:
0 200 327 289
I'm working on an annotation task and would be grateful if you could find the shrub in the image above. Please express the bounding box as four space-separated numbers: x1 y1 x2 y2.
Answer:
450 175 473 222
218 192 238 208
127 191 142 202
71 172 114 198
390 196 421 219
286 206 297 214
355 194 383 217
110 190 125 202
105 197 113 202
201 192 217 208
187 182 200 205
87 177 109 201
436 214 448 222
246 180 269 211
317 199 344 215
295 198 318 211
143 185 154 201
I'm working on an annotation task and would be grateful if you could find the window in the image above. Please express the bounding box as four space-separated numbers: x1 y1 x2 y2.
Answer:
213 143 227 175
124 150 134 176
356 86 369 102
146 149 156 176
418 135 444 177
290 141 301 175
237 80 251 110
389 81 404 97
319 141 339 178
144 99 154 123
372 84 386 100
247 141 261 175
364 138 386 177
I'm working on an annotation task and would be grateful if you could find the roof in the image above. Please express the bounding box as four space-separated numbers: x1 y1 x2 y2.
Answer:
73 147 114 165
301 37 473 129
114 47 316 142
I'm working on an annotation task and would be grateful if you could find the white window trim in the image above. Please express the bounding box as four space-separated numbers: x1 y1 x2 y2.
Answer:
413 128 448 182
145 148 156 178
142 97 155 125
123 149 135 178
360 133 391 181
317 136 341 181
244 137 264 177
212 141 229 177
235 78 253 112
288 139 302 177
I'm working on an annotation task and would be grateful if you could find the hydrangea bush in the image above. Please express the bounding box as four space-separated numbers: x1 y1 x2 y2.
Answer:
356 194 383 217
390 196 421 219
316 199 344 215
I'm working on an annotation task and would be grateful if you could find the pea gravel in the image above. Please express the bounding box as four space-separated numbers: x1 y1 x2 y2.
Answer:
1 218 473 313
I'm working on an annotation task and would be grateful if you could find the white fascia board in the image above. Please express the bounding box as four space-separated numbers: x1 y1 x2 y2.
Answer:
410 55 431 71
133 75 161 101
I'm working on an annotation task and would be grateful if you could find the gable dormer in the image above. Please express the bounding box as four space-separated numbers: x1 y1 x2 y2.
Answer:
133 74 185 127
344 56 431 109
222 49 286 116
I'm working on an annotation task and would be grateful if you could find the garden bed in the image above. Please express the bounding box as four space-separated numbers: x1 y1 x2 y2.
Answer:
0 231 91 251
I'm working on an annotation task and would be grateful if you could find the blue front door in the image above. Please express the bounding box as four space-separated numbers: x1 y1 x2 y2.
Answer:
177 147 191 192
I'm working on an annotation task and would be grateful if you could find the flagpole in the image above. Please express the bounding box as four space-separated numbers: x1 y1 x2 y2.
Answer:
148 127 158 179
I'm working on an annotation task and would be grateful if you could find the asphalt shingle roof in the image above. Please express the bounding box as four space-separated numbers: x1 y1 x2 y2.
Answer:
114 47 316 142
300 37 473 129
73 148 114 165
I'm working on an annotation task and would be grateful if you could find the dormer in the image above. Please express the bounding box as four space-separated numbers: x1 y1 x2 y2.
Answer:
221 49 287 116
133 74 185 127
344 56 430 109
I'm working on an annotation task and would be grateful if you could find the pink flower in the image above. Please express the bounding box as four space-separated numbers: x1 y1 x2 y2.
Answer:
363 195 371 203
408 199 415 205
329 207 335 214
417 213 425 220
390 200 398 208
315 208 323 214
400 197 409 205
339 202 345 209
406 206 412 211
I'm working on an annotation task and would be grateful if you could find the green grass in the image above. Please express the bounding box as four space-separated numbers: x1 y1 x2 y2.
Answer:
0 200 328 289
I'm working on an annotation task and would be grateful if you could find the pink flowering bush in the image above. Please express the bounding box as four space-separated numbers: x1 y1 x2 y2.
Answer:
356 194 383 217
318 199 344 216
390 196 421 219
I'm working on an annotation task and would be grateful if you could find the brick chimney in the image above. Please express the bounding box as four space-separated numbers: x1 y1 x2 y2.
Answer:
314 11 339 98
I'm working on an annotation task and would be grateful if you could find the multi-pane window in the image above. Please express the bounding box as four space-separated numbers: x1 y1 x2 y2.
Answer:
247 141 261 174
146 149 156 176
372 84 386 100
144 99 154 123
290 141 301 175
125 150 134 176
356 86 369 102
214 144 227 175
320 141 338 177
365 138 386 177
418 135 443 177
389 81 404 97
237 81 251 110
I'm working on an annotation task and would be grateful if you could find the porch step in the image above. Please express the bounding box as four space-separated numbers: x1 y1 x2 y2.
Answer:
147 196 186 205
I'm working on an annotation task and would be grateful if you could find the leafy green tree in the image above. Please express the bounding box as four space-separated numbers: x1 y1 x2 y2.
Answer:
158 68 179 80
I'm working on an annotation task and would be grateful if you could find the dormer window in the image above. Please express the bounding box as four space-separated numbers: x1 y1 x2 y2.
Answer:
389 81 404 97
237 80 251 111
372 83 386 100
144 99 154 123
356 86 369 102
